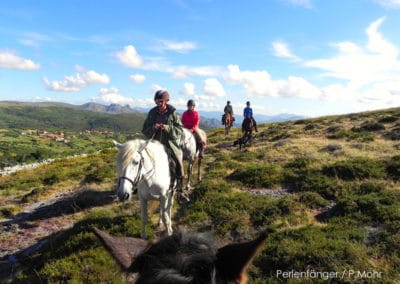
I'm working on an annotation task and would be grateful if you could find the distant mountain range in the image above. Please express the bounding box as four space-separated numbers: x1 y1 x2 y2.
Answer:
80 103 308 128
0 101 307 130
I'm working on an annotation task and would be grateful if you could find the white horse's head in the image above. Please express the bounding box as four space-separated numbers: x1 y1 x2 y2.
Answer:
114 140 144 201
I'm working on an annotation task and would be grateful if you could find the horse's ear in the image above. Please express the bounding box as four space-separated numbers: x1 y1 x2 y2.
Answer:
112 140 122 148
93 227 150 270
216 232 267 283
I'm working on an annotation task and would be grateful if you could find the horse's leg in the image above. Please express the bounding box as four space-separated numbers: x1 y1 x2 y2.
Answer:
160 196 173 236
197 157 202 181
186 159 194 189
140 199 148 239
157 207 163 228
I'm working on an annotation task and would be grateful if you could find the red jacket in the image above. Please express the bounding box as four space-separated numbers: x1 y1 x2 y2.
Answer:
181 110 200 131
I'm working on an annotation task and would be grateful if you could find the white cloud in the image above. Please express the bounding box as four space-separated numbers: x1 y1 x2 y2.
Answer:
92 87 134 106
158 40 197 53
116 45 143 68
130 74 146 83
272 41 301 62
278 76 321 99
285 0 313 9
44 70 110 92
203 78 226 97
170 65 222 78
374 0 400 8
0 50 40 70
83 70 110 84
181 82 196 96
226 64 321 99
226 64 278 97
304 17 400 104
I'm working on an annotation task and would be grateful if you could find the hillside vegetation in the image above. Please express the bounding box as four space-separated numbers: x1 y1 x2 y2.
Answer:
1 107 400 283
0 102 146 132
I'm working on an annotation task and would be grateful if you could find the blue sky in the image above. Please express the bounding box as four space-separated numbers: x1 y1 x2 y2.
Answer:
1 0 400 117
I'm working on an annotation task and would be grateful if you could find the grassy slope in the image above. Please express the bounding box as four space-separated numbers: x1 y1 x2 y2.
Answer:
1 107 400 283
0 103 146 132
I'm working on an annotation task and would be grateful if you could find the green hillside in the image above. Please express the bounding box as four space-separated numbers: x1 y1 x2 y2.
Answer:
0 102 146 132
1 107 400 283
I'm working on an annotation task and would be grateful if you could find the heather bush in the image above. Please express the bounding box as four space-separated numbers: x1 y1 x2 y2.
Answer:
229 163 282 188
299 191 330 209
386 155 400 180
322 157 385 180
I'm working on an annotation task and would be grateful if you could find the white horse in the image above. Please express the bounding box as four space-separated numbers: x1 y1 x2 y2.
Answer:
180 128 206 189
113 139 174 239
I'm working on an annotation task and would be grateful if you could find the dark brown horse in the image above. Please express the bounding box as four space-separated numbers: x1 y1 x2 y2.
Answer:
94 227 266 284
239 117 255 148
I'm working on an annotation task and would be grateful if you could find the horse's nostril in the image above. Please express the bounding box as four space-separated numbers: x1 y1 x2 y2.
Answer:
124 193 130 201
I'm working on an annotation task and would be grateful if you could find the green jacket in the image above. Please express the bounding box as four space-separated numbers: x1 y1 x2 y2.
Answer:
142 104 183 155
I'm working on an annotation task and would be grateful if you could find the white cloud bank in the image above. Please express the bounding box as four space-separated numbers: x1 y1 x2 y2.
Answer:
231 16 400 112
92 87 135 106
44 69 110 92
0 51 40 70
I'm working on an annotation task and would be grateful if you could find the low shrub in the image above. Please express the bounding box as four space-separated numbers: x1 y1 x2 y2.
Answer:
322 157 385 180
283 168 339 199
299 192 330 209
355 121 385 132
378 115 398 124
331 191 400 223
256 225 372 279
386 155 400 180
229 163 282 188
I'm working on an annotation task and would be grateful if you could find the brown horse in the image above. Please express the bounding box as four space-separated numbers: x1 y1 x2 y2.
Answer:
222 113 233 135
93 227 266 284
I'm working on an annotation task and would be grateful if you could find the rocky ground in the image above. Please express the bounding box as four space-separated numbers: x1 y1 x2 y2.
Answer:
0 186 115 282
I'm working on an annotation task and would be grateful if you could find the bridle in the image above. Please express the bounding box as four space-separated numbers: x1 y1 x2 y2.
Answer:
117 146 154 194
118 153 144 190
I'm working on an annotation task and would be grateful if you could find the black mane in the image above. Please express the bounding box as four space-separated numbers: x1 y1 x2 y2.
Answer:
132 232 218 284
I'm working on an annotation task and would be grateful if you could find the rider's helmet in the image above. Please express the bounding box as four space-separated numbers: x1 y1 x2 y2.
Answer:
187 99 195 107
154 90 170 102
246 101 250 106
227 100 231 104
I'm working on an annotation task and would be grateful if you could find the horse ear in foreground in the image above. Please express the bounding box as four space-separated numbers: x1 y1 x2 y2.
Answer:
93 227 266 284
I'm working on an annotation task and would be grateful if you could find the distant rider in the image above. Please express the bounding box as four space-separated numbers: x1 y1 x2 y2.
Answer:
223 100 234 125
242 101 258 132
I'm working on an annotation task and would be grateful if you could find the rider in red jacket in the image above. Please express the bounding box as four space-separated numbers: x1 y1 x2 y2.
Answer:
181 100 206 157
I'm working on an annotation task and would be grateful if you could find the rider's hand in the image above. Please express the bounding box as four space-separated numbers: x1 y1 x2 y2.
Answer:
155 123 164 129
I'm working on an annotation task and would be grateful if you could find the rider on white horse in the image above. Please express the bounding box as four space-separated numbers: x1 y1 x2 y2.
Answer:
142 90 188 200
181 99 206 158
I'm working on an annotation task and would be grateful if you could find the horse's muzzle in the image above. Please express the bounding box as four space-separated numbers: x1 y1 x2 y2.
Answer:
117 191 130 202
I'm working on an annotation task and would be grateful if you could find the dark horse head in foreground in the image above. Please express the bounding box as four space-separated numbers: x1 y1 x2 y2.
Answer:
93 228 266 284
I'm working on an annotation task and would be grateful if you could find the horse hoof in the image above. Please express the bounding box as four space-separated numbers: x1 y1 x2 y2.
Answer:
178 192 190 203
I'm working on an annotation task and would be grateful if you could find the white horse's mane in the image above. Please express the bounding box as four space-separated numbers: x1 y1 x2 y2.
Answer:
116 139 157 175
